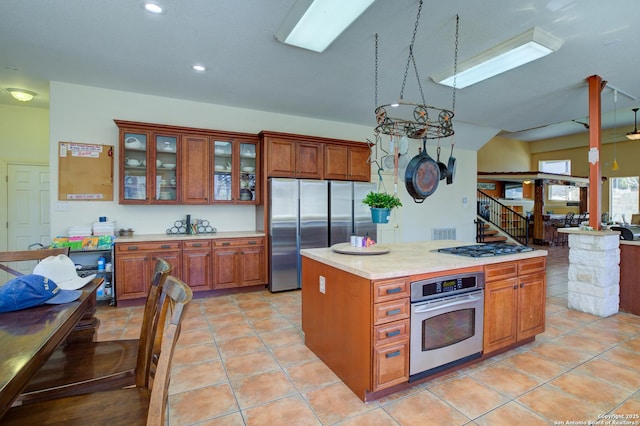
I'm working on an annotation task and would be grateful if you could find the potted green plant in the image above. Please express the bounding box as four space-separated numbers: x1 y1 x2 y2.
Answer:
362 191 402 223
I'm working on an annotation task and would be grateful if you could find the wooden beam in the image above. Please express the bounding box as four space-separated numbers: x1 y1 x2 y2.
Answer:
587 75 603 230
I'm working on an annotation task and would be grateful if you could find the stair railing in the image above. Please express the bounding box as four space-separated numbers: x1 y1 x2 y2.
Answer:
477 190 530 245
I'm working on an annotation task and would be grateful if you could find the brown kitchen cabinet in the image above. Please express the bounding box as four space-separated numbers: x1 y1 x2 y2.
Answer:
483 257 546 354
263 136 322 179
323 144 371 181
115 241 182 301
117 124 181 204
182 240 212 292
115 120 260 205
212 138 260 204
212 237 266 289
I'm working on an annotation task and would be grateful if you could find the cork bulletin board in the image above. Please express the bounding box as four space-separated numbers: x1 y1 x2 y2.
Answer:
58 142 114 201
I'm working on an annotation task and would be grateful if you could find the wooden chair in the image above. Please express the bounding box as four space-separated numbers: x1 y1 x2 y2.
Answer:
17 258 173 404
1 275 193 426
0 247 70 278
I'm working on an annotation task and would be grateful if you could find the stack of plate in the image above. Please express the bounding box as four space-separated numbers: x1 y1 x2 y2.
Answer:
68 225 92 237
92 221 116 236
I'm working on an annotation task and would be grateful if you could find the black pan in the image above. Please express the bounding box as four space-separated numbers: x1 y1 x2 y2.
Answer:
404 138 440 202
436 145 448 181
446 143 456 185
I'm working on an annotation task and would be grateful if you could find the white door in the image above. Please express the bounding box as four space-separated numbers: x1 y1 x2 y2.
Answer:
6 164 50 277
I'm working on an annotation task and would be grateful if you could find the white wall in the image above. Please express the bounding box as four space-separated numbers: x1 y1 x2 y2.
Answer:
49 82 491 242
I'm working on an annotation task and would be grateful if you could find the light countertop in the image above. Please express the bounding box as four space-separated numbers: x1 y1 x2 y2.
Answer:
301 240 547 280
114 231 265 243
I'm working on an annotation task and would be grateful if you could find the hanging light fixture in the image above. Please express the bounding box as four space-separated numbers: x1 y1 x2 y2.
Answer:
626 108 640 140
373 0 455 140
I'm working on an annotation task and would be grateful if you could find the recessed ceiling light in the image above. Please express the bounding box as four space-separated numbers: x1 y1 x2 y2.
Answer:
192 64 206 72
144 2 163 14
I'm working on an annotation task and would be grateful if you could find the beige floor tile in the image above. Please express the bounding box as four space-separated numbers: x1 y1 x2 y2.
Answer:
271 343 318 367
231 370 297 409
334 407 400 426
243 307 281 321
242 395 321 426
169 383 238 425
286 359 340 392
182 314 211 330
517 384 602 422
612 393 640 418
474 401 548 426
620 336 640 353
571 324 630 345
545 314 583 332
173 342 220 365
217 335 266 358
169 359 228 395
384 390 470 426
206 311 245 326
193 412 246 426
529 341 594 368
575 358 640 393
550 371 630 412
212 321 256 341
177 327 215 347
304 382 375 425
259 327 304 348
250 316 293 332
428 376 510 419
499 352 569 382
223 350 280 381
601 347 640 371
470 363 542 399
236 300 273 311
549 333 613 354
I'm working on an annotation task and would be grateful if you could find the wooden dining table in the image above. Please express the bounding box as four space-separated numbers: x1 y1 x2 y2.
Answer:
0 279 100 418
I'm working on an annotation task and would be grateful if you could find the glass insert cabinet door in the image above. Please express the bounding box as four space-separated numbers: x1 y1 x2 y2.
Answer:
213 141 233 201
123 132 148 201
155 135 178 201
239 142 256 201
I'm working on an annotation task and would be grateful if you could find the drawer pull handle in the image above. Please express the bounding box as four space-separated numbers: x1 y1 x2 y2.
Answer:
222 242 230 246
127 246 139 251
386 351 401 358
248 241 257 245
193 243 202 247
386 330 400 338
161 245 170 249
386 287 401 294
386 308 401 316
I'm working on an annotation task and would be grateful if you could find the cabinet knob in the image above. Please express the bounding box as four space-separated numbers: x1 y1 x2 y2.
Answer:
520 283 526 288
513 285 518 290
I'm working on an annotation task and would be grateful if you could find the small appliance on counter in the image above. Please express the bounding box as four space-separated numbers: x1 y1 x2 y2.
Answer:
610 225 640 240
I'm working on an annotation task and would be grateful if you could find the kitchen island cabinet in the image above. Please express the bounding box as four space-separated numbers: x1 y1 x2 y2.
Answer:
620 241 640 315
300 241 547 402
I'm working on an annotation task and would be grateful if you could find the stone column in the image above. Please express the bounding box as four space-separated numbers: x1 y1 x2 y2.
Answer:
560 229 620 317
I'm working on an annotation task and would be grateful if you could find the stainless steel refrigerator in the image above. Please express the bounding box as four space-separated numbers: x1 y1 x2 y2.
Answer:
268 178 376 292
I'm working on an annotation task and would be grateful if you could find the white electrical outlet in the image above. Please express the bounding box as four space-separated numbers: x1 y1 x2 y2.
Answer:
319 276 326 294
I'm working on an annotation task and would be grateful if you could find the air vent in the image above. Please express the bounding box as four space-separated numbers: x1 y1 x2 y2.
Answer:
432 227 456 240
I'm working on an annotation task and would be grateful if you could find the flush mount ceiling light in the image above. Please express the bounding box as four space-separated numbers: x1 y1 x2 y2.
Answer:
275 0 375 53
144 2 163 14
7 88 37 102
192 64 206 72
432 27 563 89
626 108 640 140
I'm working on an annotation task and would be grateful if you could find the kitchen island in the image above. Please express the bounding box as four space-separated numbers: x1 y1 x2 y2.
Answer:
301 240 548 401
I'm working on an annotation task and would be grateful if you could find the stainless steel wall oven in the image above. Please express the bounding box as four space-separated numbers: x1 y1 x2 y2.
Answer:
409 271 485 382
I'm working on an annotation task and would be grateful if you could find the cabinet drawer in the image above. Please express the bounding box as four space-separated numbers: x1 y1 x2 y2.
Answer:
214 238 264 247
485 262 517 282
116 241 182 253
373 298 409 325
373 278 410 303
373 340 409 391
374 319 409 347
183 240 212 249
518 257 546 276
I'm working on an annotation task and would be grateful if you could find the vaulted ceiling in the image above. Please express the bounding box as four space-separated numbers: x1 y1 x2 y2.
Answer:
1 0 638 145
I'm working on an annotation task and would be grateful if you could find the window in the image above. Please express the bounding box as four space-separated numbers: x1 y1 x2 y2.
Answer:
504 182 522 199
539 159 579 201
539 159 571 175
610 177 639 223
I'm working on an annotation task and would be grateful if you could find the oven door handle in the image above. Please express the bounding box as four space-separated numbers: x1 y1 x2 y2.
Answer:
413 295 482 314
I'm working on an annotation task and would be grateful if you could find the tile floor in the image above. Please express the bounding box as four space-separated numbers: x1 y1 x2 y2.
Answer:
96 245 640 425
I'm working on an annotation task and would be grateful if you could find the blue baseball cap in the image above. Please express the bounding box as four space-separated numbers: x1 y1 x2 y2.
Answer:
0 274 82 313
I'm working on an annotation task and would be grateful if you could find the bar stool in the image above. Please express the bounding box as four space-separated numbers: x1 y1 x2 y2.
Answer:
552 212 574 247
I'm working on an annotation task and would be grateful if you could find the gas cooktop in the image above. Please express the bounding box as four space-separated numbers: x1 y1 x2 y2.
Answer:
437 243 534 257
